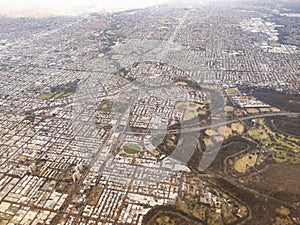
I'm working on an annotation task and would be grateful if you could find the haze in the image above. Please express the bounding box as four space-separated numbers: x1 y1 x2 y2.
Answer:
0 0 173 17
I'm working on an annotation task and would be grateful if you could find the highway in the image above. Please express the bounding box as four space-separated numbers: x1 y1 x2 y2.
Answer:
124 112 299 135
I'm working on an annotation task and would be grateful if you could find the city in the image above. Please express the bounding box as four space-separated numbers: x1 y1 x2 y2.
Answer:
0 0 299 224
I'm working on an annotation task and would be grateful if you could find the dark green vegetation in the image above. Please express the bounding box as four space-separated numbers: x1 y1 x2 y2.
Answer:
249 88 300 112
207 136 255 173
39 79 79 100
267 116 300 137
99 28 124 53
156 122 181 157
143 205 203 225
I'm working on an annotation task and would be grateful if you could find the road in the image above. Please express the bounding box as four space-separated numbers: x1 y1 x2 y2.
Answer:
124 112 299 135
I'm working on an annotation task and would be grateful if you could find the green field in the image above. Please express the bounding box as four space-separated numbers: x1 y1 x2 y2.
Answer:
39 93 53 100
39 81 78 100
39 91 75 100
227 88 238 95
111 54 122 60
98 101 128 113
124 144 141 154
187 77 198 83
176 102 188 110
270 42 281 47
247 120 300 163
203 100 210 105
98 101 113 111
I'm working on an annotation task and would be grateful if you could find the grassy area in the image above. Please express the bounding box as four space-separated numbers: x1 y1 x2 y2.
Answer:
39 80 78 100
203 100 210 105
187 77 198 83
234 153 258 173
39 93 53 100
177 195 208 222
270 42 281 47
62 92 74 97
176 102 188 110
244 163 300 211
245 120 300 163
176 101 206 121
183 111 198 121
53 92 64 99
147 211 199 225
124 144 141 155
39 91 75 100
270 116 300 136
230 120 300 173
251 88 300 113
153 215 177 225
227 88 238 95
248 128 270 142
207 211 223 225
231 123 244 134
98 101 128 113
111 54 122 60
98 101 113 111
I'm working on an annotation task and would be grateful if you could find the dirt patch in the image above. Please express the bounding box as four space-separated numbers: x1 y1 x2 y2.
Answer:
225 106 234 112
176 101 205 121
276 206 290 216
231 123 244 134
220 126 232 138
270 107 281 112
176 81 188 86
86 186 103 206
184 111 198 121
246 108 259 114
260 108 271 113
205 129 217 136
234 153 258 173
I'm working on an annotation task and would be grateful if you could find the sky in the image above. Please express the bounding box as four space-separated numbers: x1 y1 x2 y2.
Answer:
0 0 174 17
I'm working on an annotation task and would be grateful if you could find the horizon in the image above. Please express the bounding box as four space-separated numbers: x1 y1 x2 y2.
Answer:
0 0 174 17
0 0 246 17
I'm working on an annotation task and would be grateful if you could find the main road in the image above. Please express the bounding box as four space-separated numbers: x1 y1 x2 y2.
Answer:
125 112 299 135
